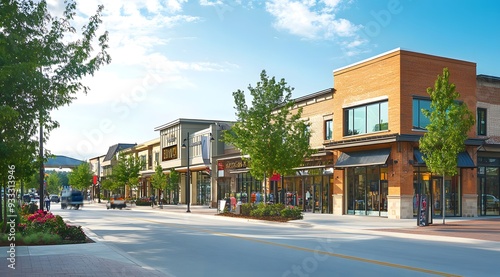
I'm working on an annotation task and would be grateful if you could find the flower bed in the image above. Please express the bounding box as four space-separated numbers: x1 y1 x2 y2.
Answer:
0 204 91 246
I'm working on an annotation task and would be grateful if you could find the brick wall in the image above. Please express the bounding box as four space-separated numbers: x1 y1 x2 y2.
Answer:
333 49 477 140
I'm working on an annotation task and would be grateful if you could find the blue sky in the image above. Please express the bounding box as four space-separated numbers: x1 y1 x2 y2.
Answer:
45 0 500 161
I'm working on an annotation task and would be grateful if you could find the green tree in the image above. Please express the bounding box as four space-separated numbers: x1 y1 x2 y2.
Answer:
419 68 475 224
0 0 110 228
110 153 144 196
58 171 69 188
101 178 117 195
151 163 166 200
46 171 62 195
223 70 315 183
166 168 180 204
67 163 93 191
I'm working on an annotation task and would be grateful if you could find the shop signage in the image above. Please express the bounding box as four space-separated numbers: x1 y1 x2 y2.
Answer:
218 161 224 170
162 145 178 161
225 160 247 169
166 135 176 143
270 173 281 181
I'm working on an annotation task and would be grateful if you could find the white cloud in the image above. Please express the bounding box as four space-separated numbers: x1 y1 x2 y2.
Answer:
265 0 359 40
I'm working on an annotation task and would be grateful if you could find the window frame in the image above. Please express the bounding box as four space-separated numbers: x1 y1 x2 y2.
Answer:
324 119 333 140
412 97 432 130
343 100 388 137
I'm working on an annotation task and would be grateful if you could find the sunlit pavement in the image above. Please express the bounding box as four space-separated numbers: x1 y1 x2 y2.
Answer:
2 201 500 276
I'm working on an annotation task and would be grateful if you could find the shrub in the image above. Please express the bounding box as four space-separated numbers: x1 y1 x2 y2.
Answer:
21 203 38 215
0 233 22 244
135 198 152 206
281 206 303 220
250 203 285 217
22 232 62 245
240 203 254 216
58 225 86 242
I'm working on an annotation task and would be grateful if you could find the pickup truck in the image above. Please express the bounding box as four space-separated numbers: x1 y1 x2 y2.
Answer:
107 194 126 210
60 188 84 210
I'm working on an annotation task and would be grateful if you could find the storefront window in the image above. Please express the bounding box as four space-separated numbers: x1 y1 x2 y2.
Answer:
346 166 387 216
196 172 211 205
235 173 261 204
413 169 461 219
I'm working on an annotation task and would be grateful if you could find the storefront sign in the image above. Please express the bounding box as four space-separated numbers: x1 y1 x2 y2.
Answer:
225 160 247 169
166 135 177 143
162 145 178 161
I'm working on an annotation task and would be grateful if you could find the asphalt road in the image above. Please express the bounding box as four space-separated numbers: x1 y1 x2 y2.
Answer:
52 204 500 277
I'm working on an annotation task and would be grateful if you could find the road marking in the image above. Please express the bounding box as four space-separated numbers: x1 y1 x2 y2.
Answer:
133 217 461 277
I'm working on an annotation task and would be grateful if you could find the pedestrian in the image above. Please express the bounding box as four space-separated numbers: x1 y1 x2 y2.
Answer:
150 194 155 208
44 195 51 211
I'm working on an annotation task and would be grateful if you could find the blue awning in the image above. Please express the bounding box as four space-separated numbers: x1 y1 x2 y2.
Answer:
413 149 475 168
335 148 391 168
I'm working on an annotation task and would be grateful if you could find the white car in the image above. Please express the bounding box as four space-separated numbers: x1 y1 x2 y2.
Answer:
482 194 500 209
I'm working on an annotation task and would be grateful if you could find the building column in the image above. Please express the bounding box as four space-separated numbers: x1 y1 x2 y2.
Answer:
387 194 413 219
462 194 478 217
332 194 343 215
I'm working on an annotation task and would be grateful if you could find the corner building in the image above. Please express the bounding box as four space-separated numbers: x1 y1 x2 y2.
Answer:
327 48 483 219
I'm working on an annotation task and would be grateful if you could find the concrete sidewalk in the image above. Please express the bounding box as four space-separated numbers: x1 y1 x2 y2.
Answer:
2 202 499 276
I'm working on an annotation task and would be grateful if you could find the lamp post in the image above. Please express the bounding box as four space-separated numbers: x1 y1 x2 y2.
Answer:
182 133 191 213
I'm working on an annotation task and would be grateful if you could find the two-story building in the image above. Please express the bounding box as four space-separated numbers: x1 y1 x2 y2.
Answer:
327 48 483 219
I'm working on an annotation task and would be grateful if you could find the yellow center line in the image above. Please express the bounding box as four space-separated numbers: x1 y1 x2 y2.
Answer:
134 217 461 277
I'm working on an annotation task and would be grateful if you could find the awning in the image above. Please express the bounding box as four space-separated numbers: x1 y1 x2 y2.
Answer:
335 148 391 168
413 149 475 168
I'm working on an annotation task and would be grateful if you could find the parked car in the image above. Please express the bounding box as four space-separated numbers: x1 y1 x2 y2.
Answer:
482 194 500 209
50 194 60 203
30 195 40 204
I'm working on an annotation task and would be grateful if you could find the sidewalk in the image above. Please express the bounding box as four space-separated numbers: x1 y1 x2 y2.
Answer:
133 202 500 243
2 202 499 276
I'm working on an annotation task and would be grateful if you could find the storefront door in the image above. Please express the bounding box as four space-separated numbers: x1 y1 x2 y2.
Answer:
430 176 460 218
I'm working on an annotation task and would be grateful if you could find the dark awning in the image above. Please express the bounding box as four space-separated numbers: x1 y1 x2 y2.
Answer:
413 149 475 168
335 148 391 168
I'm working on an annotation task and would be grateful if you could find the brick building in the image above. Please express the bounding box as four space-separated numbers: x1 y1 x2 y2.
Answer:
327 48 483 219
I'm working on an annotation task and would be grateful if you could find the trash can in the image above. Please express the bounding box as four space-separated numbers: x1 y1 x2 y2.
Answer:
235 201 242 215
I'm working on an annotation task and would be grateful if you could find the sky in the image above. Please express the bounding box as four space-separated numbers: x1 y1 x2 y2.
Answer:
44 0 500 161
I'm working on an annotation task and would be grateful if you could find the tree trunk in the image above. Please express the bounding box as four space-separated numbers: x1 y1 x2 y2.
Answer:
442 174 446 225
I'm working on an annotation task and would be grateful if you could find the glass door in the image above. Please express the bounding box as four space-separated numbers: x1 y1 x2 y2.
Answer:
431 177 441 218
380 180 388 216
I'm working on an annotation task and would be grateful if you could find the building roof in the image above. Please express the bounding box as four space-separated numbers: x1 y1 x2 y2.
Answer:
103 143 137 162
477 74 500 82
154 118 234 132
44 155 85 169
292 88 334 104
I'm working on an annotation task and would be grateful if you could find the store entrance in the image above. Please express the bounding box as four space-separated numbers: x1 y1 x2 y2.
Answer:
429 176 460 218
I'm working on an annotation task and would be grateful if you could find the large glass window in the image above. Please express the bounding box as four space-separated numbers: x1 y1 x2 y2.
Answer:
412 98 431 130
344 101 388 136
477 108 487 136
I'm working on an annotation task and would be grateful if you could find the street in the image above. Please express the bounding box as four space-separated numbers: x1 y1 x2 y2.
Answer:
52 203 500 277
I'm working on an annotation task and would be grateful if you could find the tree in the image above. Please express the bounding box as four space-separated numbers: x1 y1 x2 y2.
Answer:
166 168 180 204
58 171 69 188
110 153 144 196
151 163 166 197
223 70 315 183
67 163 93 191
419 68 475 224
0 0 110 228
46 171 62 195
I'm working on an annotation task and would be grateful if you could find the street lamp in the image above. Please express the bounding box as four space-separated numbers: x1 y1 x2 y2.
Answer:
182 132 191 213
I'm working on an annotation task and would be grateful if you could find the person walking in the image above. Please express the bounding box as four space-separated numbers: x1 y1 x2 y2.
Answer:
150 194 155 208
44 195 51 211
